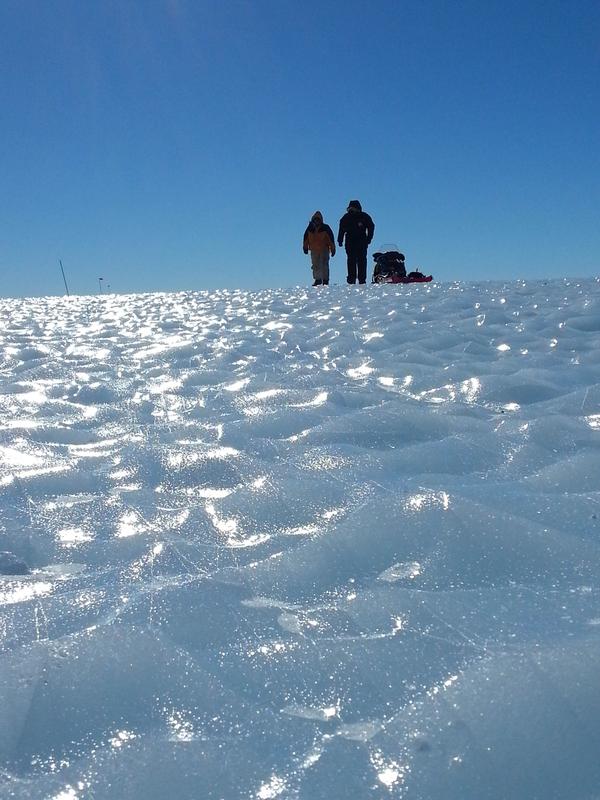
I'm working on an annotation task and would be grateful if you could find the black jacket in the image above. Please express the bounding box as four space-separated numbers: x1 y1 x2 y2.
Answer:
338 211 375 249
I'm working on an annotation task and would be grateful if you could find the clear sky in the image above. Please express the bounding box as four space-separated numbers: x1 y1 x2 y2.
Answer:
1 0 599 297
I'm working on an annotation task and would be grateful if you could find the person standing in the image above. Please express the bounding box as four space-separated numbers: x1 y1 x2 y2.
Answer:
303 211 336 286
337 200 375 284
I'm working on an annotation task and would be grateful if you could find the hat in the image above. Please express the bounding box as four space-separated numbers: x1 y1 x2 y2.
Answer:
347 200 362 212
311 211 323 221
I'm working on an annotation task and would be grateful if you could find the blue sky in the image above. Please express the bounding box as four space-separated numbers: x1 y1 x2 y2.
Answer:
1 0 599 297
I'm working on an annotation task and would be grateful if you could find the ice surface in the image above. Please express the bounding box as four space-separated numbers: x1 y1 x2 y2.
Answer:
1 279 600 798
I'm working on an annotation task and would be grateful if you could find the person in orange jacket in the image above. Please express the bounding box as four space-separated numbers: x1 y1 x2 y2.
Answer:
303 211 336 286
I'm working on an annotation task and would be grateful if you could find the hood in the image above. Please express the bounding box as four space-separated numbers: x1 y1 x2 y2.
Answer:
311 211 323 222
347 200 362 212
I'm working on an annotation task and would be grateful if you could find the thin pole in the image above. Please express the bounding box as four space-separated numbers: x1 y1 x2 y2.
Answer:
98 277 103 293
59 260 70 296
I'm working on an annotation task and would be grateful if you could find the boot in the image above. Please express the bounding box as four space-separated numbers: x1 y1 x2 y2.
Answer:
312 280 322 286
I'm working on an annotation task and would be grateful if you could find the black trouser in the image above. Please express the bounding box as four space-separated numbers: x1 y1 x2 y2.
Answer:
346 245 368 284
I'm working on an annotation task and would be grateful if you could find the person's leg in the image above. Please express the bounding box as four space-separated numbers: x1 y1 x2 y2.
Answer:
357 248 368 284
346 248 357 283
310 252 322 285
321 252 330 285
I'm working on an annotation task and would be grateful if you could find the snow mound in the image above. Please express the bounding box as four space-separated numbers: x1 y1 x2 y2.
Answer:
1 278 600 799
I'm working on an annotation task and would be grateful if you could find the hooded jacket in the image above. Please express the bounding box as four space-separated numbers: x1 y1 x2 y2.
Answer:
337 201 375 249
303 212 336 255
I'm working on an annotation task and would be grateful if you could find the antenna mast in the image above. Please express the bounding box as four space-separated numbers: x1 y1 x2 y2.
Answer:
59 260 70 296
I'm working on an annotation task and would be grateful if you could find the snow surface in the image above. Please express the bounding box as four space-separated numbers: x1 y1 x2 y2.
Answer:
1 278 600 799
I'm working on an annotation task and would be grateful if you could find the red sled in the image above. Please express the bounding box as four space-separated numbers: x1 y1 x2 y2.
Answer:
371 250 432 284
373 274 433 284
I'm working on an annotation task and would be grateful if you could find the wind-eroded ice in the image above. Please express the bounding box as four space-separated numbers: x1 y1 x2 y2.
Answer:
1 279 600 799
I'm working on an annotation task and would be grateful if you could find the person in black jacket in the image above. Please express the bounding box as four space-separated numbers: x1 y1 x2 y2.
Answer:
337 200 375 284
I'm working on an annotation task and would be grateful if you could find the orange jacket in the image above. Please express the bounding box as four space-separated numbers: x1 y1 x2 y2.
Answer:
303 212 336 255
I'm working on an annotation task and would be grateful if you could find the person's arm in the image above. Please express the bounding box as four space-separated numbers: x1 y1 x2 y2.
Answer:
337 217 346 247
366 214 375 245
325 225 336 255
303 226 310 254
